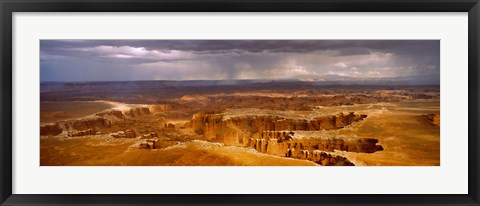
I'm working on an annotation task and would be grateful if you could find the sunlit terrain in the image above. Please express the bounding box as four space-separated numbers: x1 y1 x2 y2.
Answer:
40 81 439 166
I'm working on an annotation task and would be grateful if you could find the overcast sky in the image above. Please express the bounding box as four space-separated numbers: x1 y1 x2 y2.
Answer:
40 40 440 83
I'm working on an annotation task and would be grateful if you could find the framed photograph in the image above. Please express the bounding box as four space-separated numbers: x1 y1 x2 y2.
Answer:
1 0 479 205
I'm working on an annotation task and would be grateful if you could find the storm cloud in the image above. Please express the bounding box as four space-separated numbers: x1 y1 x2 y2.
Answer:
40 40 440 84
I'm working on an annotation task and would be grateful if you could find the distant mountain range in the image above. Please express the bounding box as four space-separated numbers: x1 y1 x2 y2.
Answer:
286 74 439 85
41 74 439 88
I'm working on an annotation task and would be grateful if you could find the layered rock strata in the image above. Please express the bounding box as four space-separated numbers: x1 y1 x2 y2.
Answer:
190 111 382 166
40 107 150 136
67 129 95 137
191 111 367 146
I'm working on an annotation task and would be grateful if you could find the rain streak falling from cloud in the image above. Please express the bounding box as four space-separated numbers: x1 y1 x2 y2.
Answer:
40 40 440 84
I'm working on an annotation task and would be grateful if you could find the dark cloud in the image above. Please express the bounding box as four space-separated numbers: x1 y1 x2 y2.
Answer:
40 40 440 84
41 40 437 55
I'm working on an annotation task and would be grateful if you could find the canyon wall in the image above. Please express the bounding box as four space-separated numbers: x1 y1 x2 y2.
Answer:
40 107 151 136
191 112 367 145
124 107 150 117
189 112 382 165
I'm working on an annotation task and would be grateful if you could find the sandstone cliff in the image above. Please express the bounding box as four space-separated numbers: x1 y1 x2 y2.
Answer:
189 111 382 166
191 111 367 146
40 107 151 136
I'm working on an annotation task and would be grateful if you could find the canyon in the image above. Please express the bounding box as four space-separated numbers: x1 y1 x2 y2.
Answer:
40 81 440 166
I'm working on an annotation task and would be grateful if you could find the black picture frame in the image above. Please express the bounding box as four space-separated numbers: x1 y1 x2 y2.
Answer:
1 0 479 205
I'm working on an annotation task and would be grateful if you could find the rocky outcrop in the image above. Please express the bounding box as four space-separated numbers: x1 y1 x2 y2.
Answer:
40 124 63 136
149 104 175 112
164 123 176 129
125 130 136 138
40 117 113 136
95 110 125 119
190 111 367 146
248 136 382 166
243 137 360 166
286 149 354 166
40 107 150 136
124 107 150 117
259 131 294 142
189 111 380 166
67 129 95 137
111 129 136 138
139 139 158 149
421 113 440 127
246 136 383 155
140 132 158 139
68 117 114 131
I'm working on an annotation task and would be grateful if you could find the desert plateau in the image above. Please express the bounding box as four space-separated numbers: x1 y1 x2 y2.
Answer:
40 81 440 166
40 40 440 166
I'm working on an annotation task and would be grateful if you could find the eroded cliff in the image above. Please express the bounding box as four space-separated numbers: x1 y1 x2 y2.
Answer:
189 111 383 165
40 107 151 136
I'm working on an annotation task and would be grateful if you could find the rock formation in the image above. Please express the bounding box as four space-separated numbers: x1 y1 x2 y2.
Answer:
190 111 367 146
111 129 136 138
139 139 158 149
40 107 151 136
124 107 150 117
189 111 382 166
125 129 136 138
40 124 63 136
67 129 95 137
421 113 440 127
141 131 158 139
